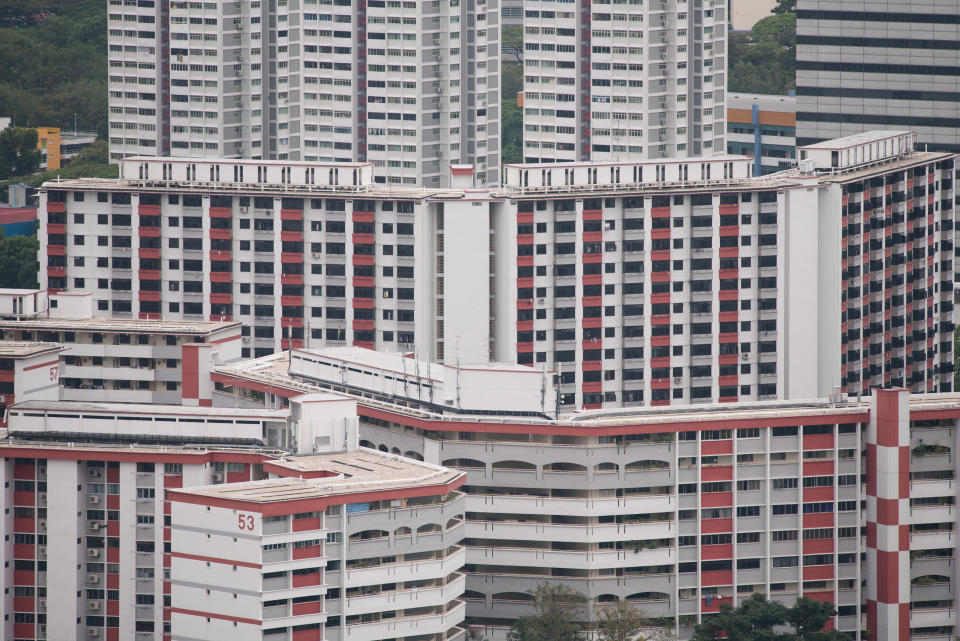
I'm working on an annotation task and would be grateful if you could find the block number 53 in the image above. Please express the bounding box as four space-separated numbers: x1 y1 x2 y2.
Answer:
237 513 255 531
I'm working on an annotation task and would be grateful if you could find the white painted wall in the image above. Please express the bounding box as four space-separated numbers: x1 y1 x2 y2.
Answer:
46 459 80 641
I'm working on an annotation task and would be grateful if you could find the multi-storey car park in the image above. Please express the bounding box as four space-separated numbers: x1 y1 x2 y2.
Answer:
207 345 960 641
38 131 958 408
0 389 468 641
108 0 500 187
521 0 727 162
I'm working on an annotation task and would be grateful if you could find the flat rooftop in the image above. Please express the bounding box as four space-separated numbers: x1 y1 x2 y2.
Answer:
0 288 43 295
295 346 445 383
799 130 913 151
216 353 960 427
0 341 63 357
0 317 240 334
727 93 797 111
172 448 462 503
10 399 288 420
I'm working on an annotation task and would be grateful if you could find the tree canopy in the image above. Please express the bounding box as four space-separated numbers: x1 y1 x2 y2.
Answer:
0 231 39 290
507 583 588 641
0 0 107 135
0 127 41 180
728 12 796 95
692 594 848 641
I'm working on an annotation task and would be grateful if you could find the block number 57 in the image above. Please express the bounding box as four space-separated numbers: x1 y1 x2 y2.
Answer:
237 513 255 531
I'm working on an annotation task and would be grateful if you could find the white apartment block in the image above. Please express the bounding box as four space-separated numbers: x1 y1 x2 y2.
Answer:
0 387 467 641
213 348 960 641
521 0 727 163
39 132 958 410
107 0 501 188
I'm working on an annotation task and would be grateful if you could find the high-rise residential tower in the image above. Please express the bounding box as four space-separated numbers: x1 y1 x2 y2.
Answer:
107 0 501 187
796 0 960 152
520 0 727 163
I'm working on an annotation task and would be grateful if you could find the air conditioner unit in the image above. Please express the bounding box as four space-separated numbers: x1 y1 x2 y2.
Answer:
39 520 46 529
39 546 46 556
212 473 224 482
674 377 682 384
240 206 249 213
311 252 321 258
741 353 749 361
88 628 100 637
88 574 100 584
39 493 46 502
88 469 101 478
89 600 100 610
242 337 250 344
88 494 100 505
89 520 102 530
38 624 46 636
88 548 100 558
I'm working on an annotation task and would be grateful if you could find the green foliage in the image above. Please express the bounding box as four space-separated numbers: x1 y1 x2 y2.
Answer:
0 0 107 135
728 13 796 95
693 594 849 641
502 99 523 164
0 231 39 289
1 138 117 190
507 583 587 641
596 600 675 641
502 25 523 50
0 127 41 180
503 62 522 101
773 0 796 14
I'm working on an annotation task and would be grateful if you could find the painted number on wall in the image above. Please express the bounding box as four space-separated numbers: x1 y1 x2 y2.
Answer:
237 513 255 531
49 366 58 382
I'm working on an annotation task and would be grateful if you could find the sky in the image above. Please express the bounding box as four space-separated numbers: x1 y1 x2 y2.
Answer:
731 0 776 30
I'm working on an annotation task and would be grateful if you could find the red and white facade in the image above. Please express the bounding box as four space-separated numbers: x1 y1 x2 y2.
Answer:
0 341 65 425
214 352 960 641
168 454 466 641
0 306 241 405
38 132 958 410
0 388 466 641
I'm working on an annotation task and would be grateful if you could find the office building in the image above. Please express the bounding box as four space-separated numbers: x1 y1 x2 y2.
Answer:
796 1 960 152
35 127 98 171
726 93 796 175
0 388 467 641
212 347 960 641
39 131 956 409
107 0 500 187
521 0 727 163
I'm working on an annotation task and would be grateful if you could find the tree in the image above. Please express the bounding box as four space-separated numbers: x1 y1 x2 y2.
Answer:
596 600 676 641
728 12 796 94
772 0 796 14
507 583 587 641
0 232 39 289
501 99 523 164
0 127 41 180
693 594 848 641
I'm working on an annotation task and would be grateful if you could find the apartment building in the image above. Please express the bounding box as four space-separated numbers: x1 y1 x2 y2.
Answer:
169 453 466 641
521 0 727 163
0 390 467 641
107 0 500 187
213 347 960 641
796 0 960 152
726 93 796 175
0 293 241 404
39 131 957 408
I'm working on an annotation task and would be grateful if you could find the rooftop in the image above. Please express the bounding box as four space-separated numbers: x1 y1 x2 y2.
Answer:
0 316 241 334
0 341 63 357
9 399 288 420
171 448 463 503
799 130 914 151
727 93 797 110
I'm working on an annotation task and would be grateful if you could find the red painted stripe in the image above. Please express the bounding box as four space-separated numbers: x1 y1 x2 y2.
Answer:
170 551 261 569
169 606 261 625
23 358 60 372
